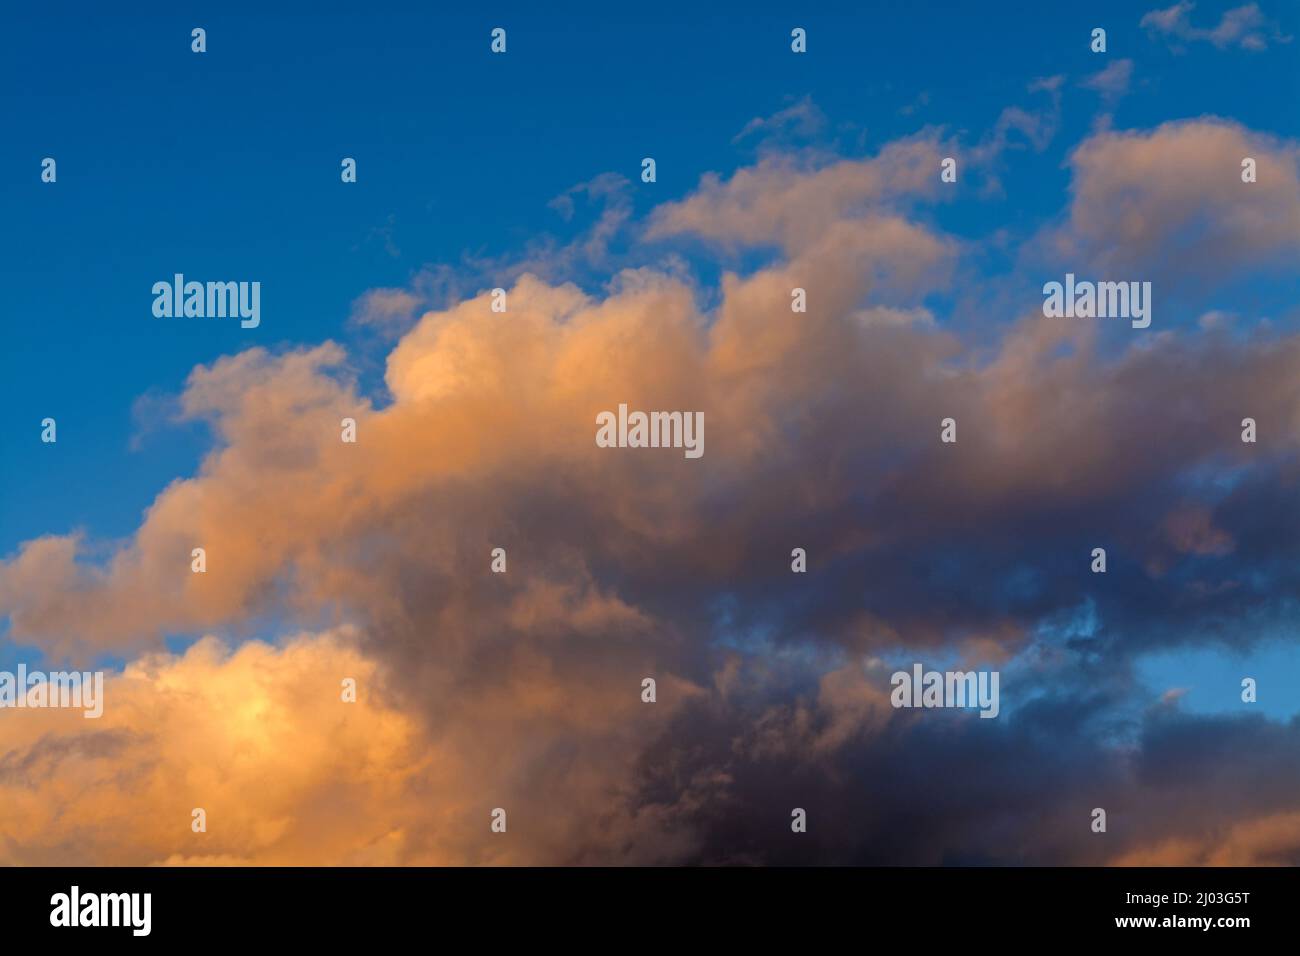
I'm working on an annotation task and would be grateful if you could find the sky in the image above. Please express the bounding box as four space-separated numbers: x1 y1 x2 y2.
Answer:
1 0 1299 865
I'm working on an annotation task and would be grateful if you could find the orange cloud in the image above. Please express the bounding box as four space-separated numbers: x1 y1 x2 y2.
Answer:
1051 118 1300 281
0 631 428 865
4 118 1300 865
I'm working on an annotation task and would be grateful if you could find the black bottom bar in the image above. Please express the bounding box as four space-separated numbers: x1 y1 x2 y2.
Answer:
0 866 1289 942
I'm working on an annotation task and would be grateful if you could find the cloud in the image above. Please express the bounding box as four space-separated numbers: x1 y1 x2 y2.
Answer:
1080 59 1134 101
641 671 1300 864
363 213 401 258
732 96 828 146
0 631 429 865
546 172 632 256
349 288 425 337
1114 810 1300 865
1047 118 1300 284
646 133 951 256
1141 2 1292 51
4 117 1300 864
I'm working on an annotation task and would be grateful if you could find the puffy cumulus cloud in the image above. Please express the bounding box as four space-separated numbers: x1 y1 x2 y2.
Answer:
0 629 701 866
4 117 1300 864
1049 119 1300 283
0 344 370 659
645 133 951 256
0 631 427 865
648 86 1060 239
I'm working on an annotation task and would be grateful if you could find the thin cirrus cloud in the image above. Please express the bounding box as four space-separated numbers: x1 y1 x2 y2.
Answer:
1079 58 1134 102
2 108 1300 864
1140 2 1293 52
